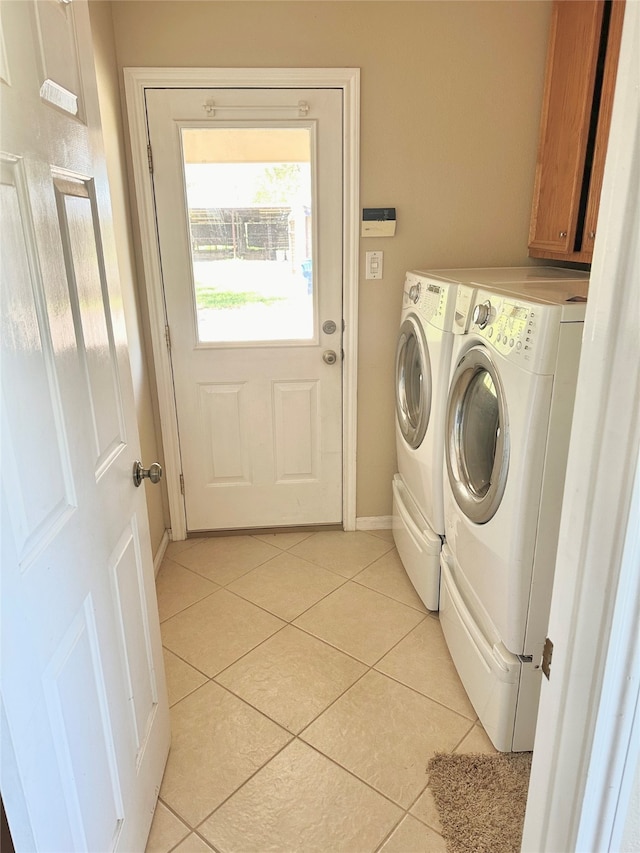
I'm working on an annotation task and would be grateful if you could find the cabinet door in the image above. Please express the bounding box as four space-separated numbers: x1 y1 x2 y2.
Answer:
528 0 604 255
581 0 626 253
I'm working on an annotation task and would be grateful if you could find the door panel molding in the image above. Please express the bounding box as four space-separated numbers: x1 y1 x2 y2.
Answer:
124 67 360 538
1 3 170 846
198 382 250 484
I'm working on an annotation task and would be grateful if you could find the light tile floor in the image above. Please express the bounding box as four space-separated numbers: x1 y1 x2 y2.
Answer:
146 530 497 853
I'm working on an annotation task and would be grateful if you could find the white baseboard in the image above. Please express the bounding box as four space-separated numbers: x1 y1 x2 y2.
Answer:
356 516 393 531
153 529 170 578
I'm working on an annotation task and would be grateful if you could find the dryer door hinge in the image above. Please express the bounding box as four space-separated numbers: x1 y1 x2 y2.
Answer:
179 473 185 495
541 637 554 680
147 143 154 174
165 324 171 350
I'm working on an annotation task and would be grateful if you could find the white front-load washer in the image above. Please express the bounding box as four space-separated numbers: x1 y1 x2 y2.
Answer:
439 271 589 751
392 271 459 610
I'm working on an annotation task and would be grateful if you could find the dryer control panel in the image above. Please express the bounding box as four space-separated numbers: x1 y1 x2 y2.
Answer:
404 272 457 332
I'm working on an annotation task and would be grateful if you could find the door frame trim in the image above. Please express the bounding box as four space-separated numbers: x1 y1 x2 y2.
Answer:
124 67 360 538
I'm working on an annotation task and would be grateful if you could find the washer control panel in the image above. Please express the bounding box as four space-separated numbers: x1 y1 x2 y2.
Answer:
470 289 561 373
482 300 531 355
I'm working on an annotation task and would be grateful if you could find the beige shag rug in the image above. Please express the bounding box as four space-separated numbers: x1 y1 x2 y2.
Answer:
427 752 532 853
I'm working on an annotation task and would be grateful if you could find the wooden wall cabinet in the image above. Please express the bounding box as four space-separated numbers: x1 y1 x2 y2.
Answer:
528 0 625 264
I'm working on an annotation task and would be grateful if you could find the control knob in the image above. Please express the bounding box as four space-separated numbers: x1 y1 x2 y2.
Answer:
473 300 493 329
408 282 421 304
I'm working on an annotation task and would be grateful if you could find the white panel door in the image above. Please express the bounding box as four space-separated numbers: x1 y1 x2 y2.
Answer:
0 2 169 850
146 88 343 531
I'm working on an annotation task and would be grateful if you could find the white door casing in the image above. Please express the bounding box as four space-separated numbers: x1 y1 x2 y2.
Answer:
0 2 169 850
146 87 343 531
124 67 360 539
521 1 640 849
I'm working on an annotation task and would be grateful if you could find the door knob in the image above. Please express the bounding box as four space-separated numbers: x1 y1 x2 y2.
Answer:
322 350 338 365
133 460 163 487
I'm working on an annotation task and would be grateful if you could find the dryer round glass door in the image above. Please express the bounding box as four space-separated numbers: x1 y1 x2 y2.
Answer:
395 314 431 449
446 344 509 523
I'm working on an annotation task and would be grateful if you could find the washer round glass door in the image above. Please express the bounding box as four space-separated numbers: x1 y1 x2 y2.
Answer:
446 344 509 523
395 314 431 449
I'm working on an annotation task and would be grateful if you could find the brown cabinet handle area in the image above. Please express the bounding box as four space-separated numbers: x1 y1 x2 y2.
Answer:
528 0 625 265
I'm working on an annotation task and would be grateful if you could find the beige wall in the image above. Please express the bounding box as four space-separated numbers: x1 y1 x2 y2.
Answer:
106 0 552 519
88 1 169 553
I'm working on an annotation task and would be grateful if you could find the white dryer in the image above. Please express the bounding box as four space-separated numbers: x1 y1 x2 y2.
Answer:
392 271 459 610
439 271 589 751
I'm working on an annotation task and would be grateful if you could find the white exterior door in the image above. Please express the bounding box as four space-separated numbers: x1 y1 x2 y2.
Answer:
0 2 169 850
146 87 343 531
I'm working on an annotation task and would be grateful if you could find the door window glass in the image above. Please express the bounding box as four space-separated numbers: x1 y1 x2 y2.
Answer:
181 127 313 344
446 345 508 523
395 317 430 448
404 333 423 429
461 370 499 497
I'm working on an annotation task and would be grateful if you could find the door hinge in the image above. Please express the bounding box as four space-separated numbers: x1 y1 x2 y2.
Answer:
147 143 153 174
541 637 554 680
165 325 171 350
179 473 185 495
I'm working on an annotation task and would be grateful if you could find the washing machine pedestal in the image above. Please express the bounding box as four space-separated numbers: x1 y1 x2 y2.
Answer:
439 546 542 751
392 474 441 611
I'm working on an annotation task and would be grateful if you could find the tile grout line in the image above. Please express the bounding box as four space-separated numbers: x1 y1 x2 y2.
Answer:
294 737 443 844
226 567 353 622
159 587 221 626
152 797 194 850
191 736 295 835
450 718 483 754
162 644 212 683
369 665 479 724
166 534 293 586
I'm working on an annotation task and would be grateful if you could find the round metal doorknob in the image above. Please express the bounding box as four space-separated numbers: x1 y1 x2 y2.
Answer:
133 460 163 487
322 350 338 365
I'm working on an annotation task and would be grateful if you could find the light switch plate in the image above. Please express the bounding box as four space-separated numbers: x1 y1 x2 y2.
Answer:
365 251 383 280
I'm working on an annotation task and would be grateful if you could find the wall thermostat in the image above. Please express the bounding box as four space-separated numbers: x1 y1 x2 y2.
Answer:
361 207 396 237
